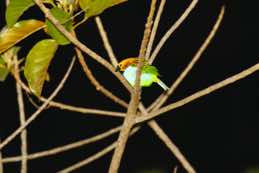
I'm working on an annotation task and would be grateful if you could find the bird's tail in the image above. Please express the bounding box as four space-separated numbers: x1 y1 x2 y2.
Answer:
156 78 169 91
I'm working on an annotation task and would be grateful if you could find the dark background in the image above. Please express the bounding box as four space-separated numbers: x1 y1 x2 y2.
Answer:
1 0 259 173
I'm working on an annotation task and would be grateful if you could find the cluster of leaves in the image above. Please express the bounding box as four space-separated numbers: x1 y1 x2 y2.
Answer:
0 0 127 96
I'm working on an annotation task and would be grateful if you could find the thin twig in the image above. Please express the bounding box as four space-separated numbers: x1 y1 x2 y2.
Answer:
145 0 166 59
138 104 195 173
41 98 126 117
95 17 118 66
14 57 28 173
149 121 195 173
137 62 259 123
108 1 157 172
12 74 125 118
3 126 122 163
75 47 128 108
148 0 198 64
57 126 140 173
0 57 75 150
150 6 225 111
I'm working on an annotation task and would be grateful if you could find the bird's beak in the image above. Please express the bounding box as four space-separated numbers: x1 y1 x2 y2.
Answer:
115 66 120 72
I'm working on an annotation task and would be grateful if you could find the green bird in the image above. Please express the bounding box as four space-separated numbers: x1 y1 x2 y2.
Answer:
115 57 169 91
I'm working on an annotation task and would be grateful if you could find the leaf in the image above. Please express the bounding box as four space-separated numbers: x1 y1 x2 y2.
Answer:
0 57 9 82
5 0 34 27
0 20 45 54
45 7 72 45
24 39 58 96
79 0 127 19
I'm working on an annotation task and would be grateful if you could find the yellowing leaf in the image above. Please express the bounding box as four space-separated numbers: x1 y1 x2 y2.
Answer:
0 20 45 54
45 7 72 45
6 0 34 27
24 39 58 96
79 0 127 19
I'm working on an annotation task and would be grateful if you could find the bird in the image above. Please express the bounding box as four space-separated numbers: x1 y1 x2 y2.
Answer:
115 57 169 91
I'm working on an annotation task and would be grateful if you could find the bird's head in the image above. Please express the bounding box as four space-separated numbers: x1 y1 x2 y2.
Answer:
115 57 141 72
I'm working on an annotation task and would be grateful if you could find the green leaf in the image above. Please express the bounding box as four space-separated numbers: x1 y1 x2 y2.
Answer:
0 20 45 54
24 39 58 96
5 0 34 27
45 7 72 45
0 56 9 82
79 0 127 19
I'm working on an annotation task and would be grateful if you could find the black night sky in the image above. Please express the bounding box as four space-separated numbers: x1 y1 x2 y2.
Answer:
1 0 259 173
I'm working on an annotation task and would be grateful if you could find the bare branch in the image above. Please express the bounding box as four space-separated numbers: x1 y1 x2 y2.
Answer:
108 1 157 172
150 6 225 111
75 47 128 107
14 57 28 173
12 75 125 118
138 104 195 173
137 62 259 123
149 0 198 64
0 57 75 150
145 0 166 59
3 126 122 163
149 121 195 173
95 17 118 66
57 127 140 173
41 99 126 117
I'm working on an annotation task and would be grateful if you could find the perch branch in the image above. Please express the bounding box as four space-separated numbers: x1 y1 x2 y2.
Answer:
95 17 118 66
137 62 259 123
14 57 28 173
150 5 225 111
0 57 75 150
108 1 157 172
81 14 195 172
145 0 166 59
148 0 198 64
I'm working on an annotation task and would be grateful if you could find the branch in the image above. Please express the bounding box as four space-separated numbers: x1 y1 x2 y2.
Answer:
40 99 126 117
138 104 195 173
14 57 28 173
3 126 122 163
108 1 157 172
95 17 118 66
148 121 195 173
57 127 140 173
0 57 75 150
150 6 225 111
145 0 166 59
75 47 128 108
33 0 133 93
12 74 125 118
137 62 259 123
148 0 198 64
